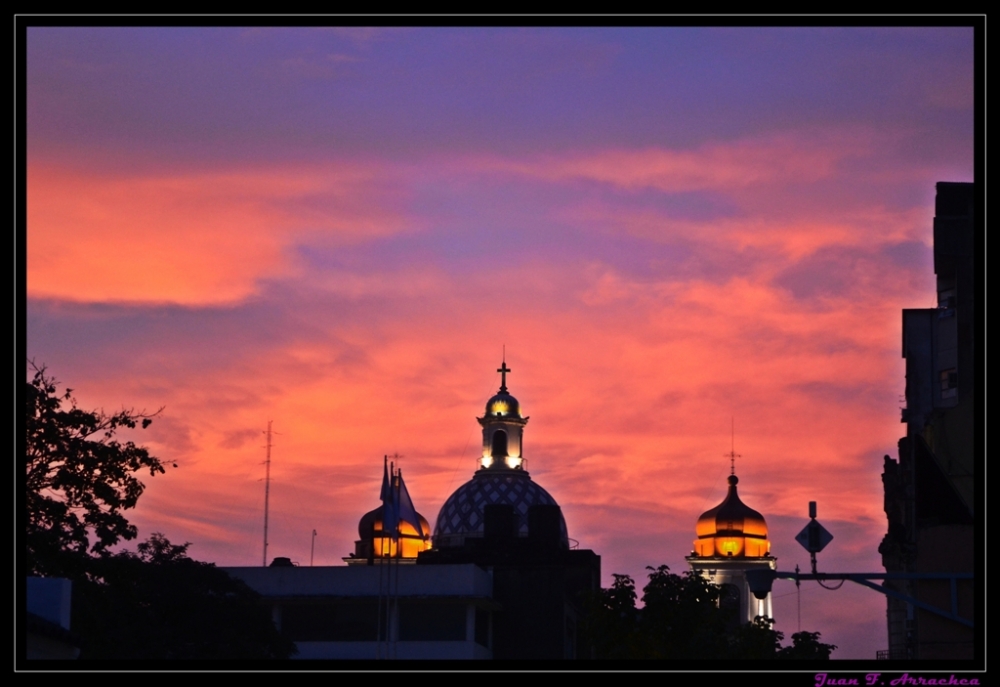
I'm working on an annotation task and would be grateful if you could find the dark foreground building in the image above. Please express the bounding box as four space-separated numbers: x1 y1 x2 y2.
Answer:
879 182 976 659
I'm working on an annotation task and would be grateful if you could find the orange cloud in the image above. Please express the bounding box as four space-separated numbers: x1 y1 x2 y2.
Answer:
27 162 409 305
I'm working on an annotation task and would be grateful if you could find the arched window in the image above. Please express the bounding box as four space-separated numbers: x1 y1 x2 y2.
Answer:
491 430 508 458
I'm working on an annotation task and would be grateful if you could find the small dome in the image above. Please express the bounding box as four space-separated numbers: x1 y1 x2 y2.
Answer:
356 505 432 559
358 506 431 541
485 390 520 418
692 474 770 558
434 470 567 548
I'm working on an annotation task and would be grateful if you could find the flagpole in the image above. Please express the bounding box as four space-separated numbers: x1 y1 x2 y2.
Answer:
390 462 398 659
393 467 401 660
376 515 382 659
376 455 388 659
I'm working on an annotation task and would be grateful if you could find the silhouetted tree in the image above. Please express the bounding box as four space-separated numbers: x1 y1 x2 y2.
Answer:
778 630 838 660
26 363 294 659
638 565 729 659
26 362 167 578
584 565 836 660
727 615 784 659
585 573 642 658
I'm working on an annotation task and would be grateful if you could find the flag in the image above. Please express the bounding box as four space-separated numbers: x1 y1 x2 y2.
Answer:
380 456 399 537
394 469 424 538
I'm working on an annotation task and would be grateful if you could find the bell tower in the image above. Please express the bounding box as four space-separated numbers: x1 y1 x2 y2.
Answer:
686 464 776 624
477 359 529 471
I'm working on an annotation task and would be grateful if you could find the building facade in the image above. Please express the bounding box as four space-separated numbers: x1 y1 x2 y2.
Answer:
879 181 976 659
224 563 494 659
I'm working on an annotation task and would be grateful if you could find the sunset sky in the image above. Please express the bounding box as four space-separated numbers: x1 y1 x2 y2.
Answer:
24 25 976 659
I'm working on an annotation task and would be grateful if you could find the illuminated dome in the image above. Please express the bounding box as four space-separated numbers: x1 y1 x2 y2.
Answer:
356 505 432 559
435 358 567 548
485 390 520 418
692 474 770 558
434 470 568 548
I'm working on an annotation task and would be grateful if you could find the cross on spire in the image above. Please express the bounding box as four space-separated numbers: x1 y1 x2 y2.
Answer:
497 360 511 392
724 416 741 475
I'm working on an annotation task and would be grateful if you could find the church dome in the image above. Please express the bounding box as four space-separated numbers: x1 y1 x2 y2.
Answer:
692 474 770 558
354 504 431 560
358 506 431 542
434 470 568 548
485 390 520 418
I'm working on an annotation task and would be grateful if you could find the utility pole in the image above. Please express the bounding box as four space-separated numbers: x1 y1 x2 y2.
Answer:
311 529 317 566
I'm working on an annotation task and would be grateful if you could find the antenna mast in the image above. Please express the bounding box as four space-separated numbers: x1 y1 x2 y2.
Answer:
262 420 272 567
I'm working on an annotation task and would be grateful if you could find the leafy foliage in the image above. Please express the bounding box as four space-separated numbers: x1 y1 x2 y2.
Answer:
584 565 836 660
585 573 641 659
73 534 296 659
25 363 295 659
26 362 167 577
778 630 838 660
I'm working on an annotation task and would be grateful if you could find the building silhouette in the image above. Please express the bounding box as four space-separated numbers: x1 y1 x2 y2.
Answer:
879 181 976 659
226 360 599 660
417 360 600 659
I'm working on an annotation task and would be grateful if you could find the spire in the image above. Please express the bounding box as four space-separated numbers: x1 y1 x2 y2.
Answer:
480 356 527 470
725 416 741 476
381 455 398 537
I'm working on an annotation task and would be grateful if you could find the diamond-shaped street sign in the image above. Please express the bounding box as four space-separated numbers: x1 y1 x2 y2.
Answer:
796 519 833 553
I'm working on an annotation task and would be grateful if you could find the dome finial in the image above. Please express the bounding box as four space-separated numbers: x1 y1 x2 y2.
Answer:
497 352 511 393
725 416 741 476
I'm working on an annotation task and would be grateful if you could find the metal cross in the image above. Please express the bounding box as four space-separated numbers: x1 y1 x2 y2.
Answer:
497 361 511 392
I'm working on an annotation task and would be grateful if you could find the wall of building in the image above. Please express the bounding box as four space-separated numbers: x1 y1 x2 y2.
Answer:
880 181 976 660
687 558 776 625
224 563 495 660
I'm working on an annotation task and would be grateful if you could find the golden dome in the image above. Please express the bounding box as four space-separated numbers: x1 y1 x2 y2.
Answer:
356 506 432 559
692 474 770 558
485 390 521 418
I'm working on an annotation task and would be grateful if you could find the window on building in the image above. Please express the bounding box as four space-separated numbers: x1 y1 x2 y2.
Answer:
491 430 508 458
940 368 958 399
398 601 466 641
475 607 491 648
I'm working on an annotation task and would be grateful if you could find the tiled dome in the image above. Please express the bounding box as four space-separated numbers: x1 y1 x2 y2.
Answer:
434 470 568 548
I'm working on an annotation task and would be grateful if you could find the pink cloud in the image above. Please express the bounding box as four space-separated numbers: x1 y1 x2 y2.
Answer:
479 127 879 193
27 162 411 305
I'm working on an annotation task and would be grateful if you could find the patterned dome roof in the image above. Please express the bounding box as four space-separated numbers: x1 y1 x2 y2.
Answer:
434 470 568 548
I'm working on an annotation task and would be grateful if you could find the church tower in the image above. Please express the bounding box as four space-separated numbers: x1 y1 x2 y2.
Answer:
418 358 600 659
432 358 568 548
478 360 528 470
686 470 776 624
